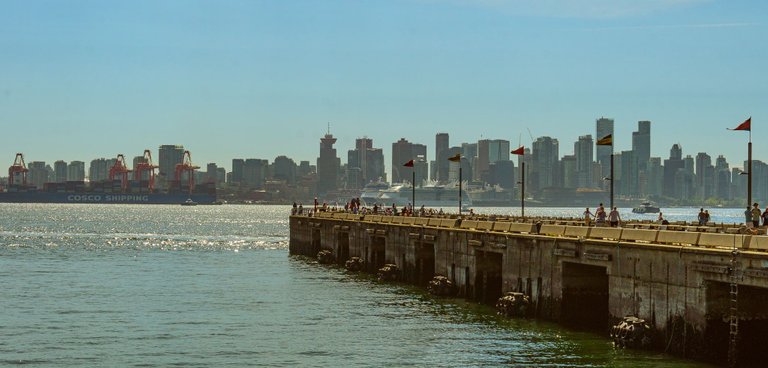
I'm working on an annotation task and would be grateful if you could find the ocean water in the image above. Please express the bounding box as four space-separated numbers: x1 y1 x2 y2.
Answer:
0 204 717 367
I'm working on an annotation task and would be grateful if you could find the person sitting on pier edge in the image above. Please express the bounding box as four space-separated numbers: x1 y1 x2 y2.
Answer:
595 204 607 226
583 207 593 226
609 207 621 227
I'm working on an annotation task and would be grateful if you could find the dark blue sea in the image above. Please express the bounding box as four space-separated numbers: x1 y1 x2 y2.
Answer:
0 204 720 367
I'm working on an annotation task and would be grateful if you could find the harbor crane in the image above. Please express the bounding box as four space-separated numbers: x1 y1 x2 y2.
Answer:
175 150 200 194
108 154 132 191
133 149 158 191
8 153 29 186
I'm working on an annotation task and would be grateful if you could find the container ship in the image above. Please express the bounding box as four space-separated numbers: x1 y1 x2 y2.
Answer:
0 151 216 205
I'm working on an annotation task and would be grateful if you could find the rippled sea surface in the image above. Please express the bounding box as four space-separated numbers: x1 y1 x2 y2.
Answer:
0 204 715 367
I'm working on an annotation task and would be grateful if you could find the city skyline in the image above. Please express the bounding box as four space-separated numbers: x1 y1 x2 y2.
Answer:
1 1 766 170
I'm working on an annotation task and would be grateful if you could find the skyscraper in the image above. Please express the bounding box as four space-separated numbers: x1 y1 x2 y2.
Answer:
67 161 85 182
531 137 559 193
317 132 340 196
158 145 185 188
392 138 427 184
574 135 594 188
477 139 510 183
231 159 245 184
596 117 614 179
663 144 684 198
632 121 651 170
348 137 385 189
435 133 449 182
54 160 68 183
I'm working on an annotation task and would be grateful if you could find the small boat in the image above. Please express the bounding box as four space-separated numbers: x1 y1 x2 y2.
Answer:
632 201 659 214
181 198 198 206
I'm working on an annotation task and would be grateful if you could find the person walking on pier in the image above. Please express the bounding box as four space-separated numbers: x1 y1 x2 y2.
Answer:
595 204 607 226
609 207 621 227
583 207 594 226
698 208 706 226
745 207 753 227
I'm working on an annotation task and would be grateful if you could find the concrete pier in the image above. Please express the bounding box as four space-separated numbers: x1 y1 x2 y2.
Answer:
289 212 768 365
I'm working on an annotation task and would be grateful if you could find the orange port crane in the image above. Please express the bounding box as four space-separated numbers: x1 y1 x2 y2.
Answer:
133 149 158 191
9 153 29 186
108 154 132 191
175 150 200 194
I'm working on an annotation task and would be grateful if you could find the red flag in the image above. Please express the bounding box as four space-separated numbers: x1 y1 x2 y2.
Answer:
730 117 751 131
403 159 414 167
511 146 525 155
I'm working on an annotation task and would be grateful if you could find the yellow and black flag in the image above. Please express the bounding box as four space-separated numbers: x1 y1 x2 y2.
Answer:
448 153 461 162
596 134 613 146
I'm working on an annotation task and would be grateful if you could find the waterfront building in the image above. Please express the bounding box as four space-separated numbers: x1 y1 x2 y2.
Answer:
54 160 67 183
619 150 639 196
317 132 340 196
462 143 478 182
751 160 768 203
646 157 663 197
67 161 85 182
298 161 313 177
732 168 746 201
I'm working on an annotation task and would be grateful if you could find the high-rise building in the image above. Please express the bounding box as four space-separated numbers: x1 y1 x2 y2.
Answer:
317 132 340 195
477 139 510 183
462 143 478 181
392 138 427 184
205 163 220 185
67 161 85 182
231 159 245 184
619 150 638 196
347 138 385 189
646 157 663 197
435 133 449 182
561 155 577 188
489 160 515 189
574 135 594 188
272 156 297 184
663 144 684 198
243 159 268 189
596 117 614 179
695 152 713 199
28 161 48 188
54 160 68 183
158 145 185 188
531 137 559 193
715 155 731 200
89 158 110 182
632 121 651 170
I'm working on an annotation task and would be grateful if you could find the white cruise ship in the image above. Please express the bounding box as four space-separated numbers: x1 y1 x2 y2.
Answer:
361 182 472 211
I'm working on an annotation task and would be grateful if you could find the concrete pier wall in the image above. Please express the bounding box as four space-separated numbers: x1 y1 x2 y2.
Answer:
289 212 768 364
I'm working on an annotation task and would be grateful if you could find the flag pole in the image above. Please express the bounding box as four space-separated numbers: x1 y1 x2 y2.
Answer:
412 169 416 213
459 166 462 215
521 161 525 219
610 152 614 211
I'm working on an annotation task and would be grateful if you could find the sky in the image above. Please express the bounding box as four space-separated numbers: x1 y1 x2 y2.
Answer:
1 0 766 173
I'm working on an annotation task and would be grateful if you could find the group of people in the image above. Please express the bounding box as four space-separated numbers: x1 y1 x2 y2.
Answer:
583 203 622 227
745 203 768 228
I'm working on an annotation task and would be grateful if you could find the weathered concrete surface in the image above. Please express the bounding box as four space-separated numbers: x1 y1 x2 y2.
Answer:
289 213 768 365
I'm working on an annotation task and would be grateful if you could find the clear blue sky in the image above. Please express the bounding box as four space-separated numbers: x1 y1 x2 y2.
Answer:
1 0 765 172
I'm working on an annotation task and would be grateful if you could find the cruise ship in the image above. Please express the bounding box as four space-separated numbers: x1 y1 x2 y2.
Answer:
361 182 472 210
